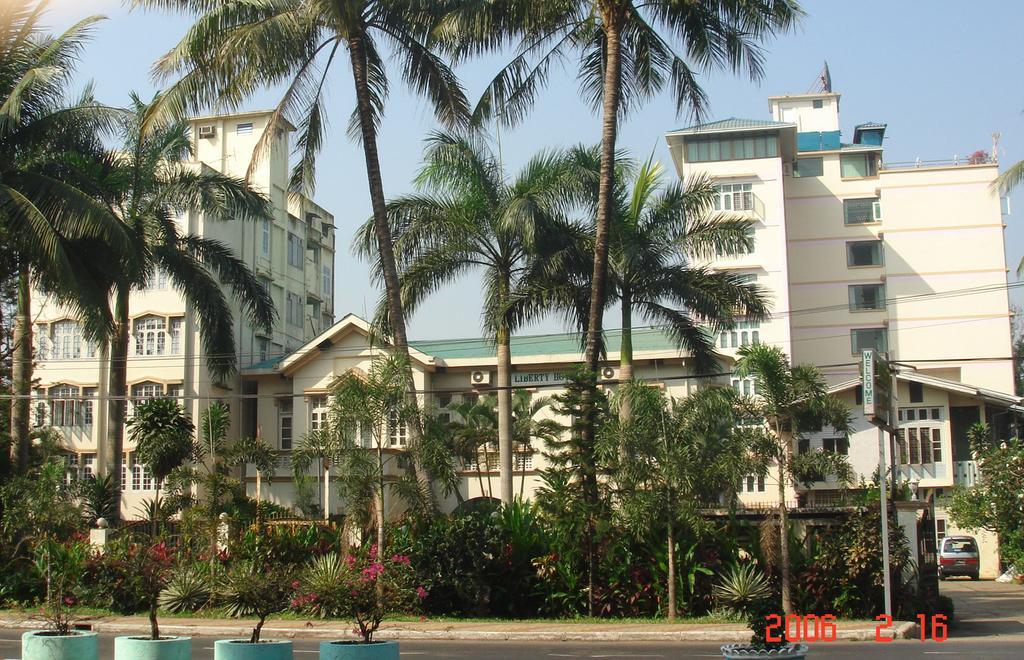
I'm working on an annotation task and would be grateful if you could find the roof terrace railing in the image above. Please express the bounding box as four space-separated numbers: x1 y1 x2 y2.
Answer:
881 154 996 170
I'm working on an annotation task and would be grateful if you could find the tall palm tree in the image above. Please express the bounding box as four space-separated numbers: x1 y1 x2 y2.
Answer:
89 94 275 517
128 397 194 536
509 390 561 500
133 0 469 369
355 132 580 504
437 0 802 374
0 1 131 473
733 343 851 614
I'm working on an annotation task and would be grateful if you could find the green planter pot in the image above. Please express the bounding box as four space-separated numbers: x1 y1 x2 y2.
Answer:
114 635 192 660
319 640 399 660
214 639 293 660
22 630 98 660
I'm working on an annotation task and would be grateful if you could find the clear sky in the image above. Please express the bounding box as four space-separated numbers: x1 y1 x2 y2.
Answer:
41 0 1024 340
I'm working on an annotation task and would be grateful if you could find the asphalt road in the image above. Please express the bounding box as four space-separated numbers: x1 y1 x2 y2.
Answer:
2 634 1024 659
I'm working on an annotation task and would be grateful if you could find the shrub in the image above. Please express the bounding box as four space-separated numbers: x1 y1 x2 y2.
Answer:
713 562 773 615
78 540 149 614
219 561 295 644
159 562 213 614
295 545 423 643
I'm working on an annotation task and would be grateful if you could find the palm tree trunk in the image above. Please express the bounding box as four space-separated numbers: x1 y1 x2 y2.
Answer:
348 36 432 505
375 441 385 555
777 422 793 614
105 284 131 521
667 523 677 620
9 263 32 474
618 286 634 424
496 326 513 506
584 16 624 373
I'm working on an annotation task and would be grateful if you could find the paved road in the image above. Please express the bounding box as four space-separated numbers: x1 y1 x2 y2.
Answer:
940 577 1024 638
2 633 1023 659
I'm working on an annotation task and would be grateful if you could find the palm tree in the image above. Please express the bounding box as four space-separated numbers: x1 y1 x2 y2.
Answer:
733 343 851 614
128 397 195 536
437 0 802 374
510 390 561 499
0 1 131 472
133 0 469 373
355 132 580 504
88 94 275 518
446 395 498 499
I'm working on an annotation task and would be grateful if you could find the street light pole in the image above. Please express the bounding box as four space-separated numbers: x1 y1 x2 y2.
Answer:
878 425 892 617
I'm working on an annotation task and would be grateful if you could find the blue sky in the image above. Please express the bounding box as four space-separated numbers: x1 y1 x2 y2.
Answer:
46 0 1024 339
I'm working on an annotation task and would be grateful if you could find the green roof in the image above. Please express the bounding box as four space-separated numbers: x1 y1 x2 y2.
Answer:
412 327 680 360
247 355 285 370
670 117 792 134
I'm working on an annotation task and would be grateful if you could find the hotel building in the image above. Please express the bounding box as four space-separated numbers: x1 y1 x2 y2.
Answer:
30 111 336 517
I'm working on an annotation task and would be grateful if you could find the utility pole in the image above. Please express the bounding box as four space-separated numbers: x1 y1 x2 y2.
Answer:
863 349 894 617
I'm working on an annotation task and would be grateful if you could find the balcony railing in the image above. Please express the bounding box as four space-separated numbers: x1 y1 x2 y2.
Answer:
954 460 978 487
880 154 996 170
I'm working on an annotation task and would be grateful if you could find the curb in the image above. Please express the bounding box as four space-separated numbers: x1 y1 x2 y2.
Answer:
0 619 918 643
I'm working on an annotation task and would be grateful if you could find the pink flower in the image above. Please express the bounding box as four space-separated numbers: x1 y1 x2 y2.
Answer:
344 555 357 567
291 580 301 590
368 544 378 560
416 586 428 600
390 554 410 565
62 596 75 606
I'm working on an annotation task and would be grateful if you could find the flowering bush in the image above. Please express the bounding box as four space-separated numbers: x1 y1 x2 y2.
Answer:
295 544 424 642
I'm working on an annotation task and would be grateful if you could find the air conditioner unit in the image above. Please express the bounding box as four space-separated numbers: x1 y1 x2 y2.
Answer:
470 370 491 386
198 125 216 139
600 366 618 381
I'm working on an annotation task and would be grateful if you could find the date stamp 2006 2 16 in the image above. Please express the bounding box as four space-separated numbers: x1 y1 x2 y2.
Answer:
765 614 949 643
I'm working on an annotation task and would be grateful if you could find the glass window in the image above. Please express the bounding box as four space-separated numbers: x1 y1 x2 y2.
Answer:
850 328 887 354
849 284 885 311
35 324 52 360
847 240 883 267
261 219 270 255
286 292 303 328
794 157 824 177
843 198 879 225
52 321 81 360
812 99 824 109
685 134 778 162
169 317 184 354
322 265 332 297
82 388 96 426
823 437 849 455
49 385 79 427
287 232 303 268
388 408 407 447
909 381 924 403
279 398 293 450
236 122 253 135
308 395 328 432
130 382 163 416
133 316 167 356
840 153 878 178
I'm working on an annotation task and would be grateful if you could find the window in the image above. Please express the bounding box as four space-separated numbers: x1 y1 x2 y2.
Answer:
308 395 328 432
909 381 924 404
169 317 184 354
851 328 887 354
719 320 759 348
742 474 765 493
936 519 946 542
843 198 879 225
82 388 96 426
849 284 885 311
166 384 183 403
286 292 303 327
840 153 878 178
388 408 407 447
794 157 824 178
437 393 453 425
35 324 51 360
81 453 96 481
236 122 253 135
717 225 755 256
812 99 824 109
797 438 810 455
322 265 332 297
847 240 883 267
134 316 167 356
49 385 79 427
257 338 269 363
686 134 778 162
514 453 534 471
898 427 941 465
260 219 270 255
131 381 163 415
732 378 755 397
823 437 849 455
65 453 80 485
52 321 82 360
279 399 293 450
287 232 303 268
713 183 754 211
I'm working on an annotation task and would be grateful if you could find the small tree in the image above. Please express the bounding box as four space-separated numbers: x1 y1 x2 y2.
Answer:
129 398 195 536
734 344 852 614
220 561 294 644
612 383 766 619
129 542 176 640
950 422 1024 570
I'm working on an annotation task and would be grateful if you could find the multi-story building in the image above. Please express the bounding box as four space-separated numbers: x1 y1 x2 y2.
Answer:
30 111 336 517
665 89 1020 576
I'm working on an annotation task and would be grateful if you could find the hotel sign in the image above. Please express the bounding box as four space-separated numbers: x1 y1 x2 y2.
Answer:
511 371 571 386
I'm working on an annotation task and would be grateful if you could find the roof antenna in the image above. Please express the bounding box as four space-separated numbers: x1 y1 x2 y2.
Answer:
808 61 832 93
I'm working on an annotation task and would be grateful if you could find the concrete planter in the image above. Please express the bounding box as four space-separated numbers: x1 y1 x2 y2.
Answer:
721 643 809 659
214 639 293 660
22 630 99 660
114 635 192 660
319 640 400 660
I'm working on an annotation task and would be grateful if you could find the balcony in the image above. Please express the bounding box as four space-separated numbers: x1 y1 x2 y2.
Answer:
954 460 979 487
880 153 996 171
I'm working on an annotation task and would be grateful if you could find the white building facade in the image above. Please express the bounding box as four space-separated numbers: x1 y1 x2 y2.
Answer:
31 111 336 518
665 90 1020 576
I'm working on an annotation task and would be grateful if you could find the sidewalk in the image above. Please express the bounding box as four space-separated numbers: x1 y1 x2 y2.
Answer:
0 613 916 642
